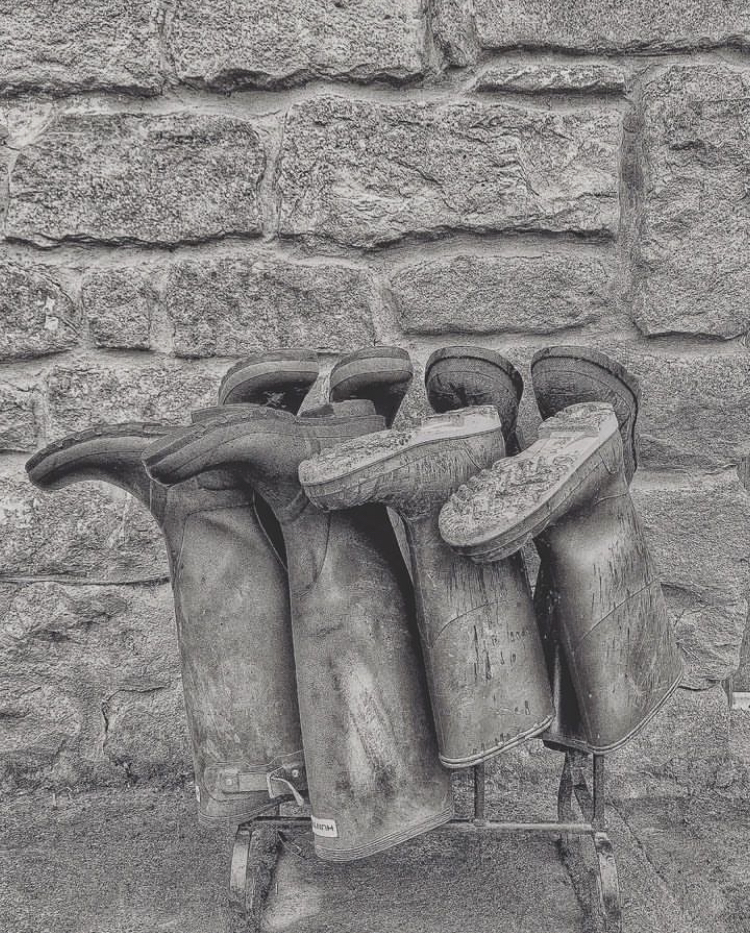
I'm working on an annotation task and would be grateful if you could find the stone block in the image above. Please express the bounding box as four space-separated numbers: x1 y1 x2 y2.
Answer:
81 266 159 350
475 63 627 95
636 66 750 338
0 259 79 360
608 685 730 799
168 0 425 89
0 382 37 452
471 1 750 53
165 254 376 357
619 345 750 470
7 113 265 246
633 470 750 687
432 0 477 66
277 97 622 247
44 360 221 438
0 471 165 581
0 0 163 97
392 251 613 335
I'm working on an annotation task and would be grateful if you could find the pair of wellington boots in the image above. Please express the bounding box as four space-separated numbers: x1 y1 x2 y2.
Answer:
431 346 683 753
26 351 324 825
141 348 453 861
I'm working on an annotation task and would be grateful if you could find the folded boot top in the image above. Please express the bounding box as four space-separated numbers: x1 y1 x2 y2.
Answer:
329 346 413 427
300 406 554 769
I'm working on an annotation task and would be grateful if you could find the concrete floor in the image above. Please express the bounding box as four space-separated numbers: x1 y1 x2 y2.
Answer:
1 783 747 933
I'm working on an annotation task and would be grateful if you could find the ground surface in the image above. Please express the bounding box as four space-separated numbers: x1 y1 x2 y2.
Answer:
1 782 747 933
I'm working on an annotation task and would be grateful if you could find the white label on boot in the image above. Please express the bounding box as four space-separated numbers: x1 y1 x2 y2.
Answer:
311 816 338 838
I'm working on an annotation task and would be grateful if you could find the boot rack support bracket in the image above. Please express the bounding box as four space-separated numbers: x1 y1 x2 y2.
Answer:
228 749 622 933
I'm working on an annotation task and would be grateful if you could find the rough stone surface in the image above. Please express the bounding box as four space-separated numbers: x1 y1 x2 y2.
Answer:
432 0 478 66
81 267 159 350
471 1 750 52
0 259 79 360
7 113 265 246
0 0 163 97
392 251 613 335
0 581 186 792
608 686 730 799
168 0 426 89
619 345 750 470
0 472 165 582
636 66 750 338
475 63 627 95
633 470 750 687
44 360 221 439
277 97 622 247
0 382 37 452
166 255 376 357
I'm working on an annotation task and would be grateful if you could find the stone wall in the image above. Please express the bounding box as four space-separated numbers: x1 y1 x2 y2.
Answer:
2 1 749 799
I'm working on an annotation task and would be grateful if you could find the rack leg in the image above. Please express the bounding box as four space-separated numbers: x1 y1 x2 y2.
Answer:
229 823 279 933
557 751 622 933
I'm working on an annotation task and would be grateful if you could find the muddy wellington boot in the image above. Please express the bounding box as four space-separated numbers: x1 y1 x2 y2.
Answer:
425 345 524 454
143 402 453 861
300 406 554 768
25 353 320 825
529 346 671 751
440 403 683 753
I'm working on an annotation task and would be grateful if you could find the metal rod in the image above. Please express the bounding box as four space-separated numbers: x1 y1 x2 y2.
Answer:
473 762 486 822
251 815 595 835
592 754 606 830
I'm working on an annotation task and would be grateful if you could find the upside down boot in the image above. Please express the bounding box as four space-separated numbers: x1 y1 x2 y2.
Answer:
440 402 683 753
25 352 320 824
329 346 413 426
530 347 651 751
425 346 524 453
143 403 453 860
300 407 554 767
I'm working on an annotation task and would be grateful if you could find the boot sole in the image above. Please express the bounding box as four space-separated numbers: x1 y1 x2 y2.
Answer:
425 345 524 399
440 404 619 563
329 346 413 399
219 354 319 406
27 422 170 486
300 407 502 509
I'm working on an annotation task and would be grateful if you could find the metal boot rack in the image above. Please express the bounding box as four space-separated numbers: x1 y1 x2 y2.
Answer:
228 748 622 933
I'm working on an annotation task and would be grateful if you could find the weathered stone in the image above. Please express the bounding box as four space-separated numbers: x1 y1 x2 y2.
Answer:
166 255 376 357
0 382 37 452
430 0 478 66
81 266 158 350
633 470 750 687
608 686 730 799
277 97 622 247
0 0 163 97
392 252 613 335
102 682 190 780
7 113 265 246
0 472 165 581
475 64 627 95
168 0 425 89
636 66 750 338
619 345 750 470
0 582 178 690
0 259 79 360
472 1 750 52
0 680 83 791
45 360 221 439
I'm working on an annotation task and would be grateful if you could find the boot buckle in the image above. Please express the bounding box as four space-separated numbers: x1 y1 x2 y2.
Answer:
267 765 307 807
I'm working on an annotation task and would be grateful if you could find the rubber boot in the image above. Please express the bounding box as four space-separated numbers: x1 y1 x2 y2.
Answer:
425 345 524 453
440 403 683 753
530 346 646 751
142 403 453 861
329 345 414 570
25 353 320 824
329 346 413 426
300 407 554 767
